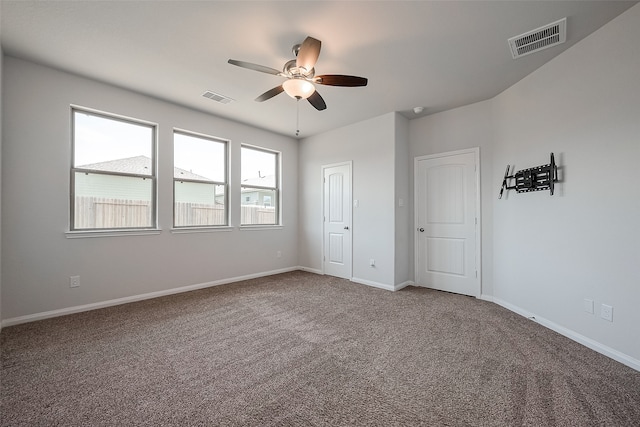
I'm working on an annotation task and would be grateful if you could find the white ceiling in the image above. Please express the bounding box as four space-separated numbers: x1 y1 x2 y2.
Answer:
1 1 636 138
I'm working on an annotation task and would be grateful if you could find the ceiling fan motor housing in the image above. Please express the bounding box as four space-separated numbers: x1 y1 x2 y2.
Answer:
283 59 315 78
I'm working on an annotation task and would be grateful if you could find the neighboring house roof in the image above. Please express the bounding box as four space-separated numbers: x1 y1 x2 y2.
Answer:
241 175 276 187
78 155 210 180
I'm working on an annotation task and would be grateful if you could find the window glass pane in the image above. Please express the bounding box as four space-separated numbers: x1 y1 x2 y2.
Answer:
174 182 226 226
74 111 153 175
241 147 276 188
74 172 153 229
174 133 225 182
241 187 277 225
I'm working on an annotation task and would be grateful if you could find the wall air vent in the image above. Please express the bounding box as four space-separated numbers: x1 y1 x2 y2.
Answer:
508 18 566 59
202 90 234 104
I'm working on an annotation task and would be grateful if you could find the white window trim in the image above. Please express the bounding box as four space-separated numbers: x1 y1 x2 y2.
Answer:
170 226 234 234
173 129 230 228
70 106 158 232
238 225 283 231
240 144 281 226
65 229 162 239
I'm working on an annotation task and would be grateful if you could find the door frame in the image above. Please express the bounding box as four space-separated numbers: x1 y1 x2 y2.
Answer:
321 161 353 278
413 148 481 297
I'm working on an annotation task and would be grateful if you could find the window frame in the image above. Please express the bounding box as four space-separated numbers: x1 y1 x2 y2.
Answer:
172 129 229 228
240 144 280 226
70 107 157 232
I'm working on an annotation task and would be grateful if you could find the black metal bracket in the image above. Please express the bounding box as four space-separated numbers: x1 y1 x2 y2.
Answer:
499 153 558 199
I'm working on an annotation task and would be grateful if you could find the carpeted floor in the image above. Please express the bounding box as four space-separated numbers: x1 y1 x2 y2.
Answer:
1 271 639 426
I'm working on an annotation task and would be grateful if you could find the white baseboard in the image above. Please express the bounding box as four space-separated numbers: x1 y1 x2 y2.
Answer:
297 269 411 292
351 277 410 291
1 267 299 328
394 280 413 291
296 266 323 275
493 297 640 372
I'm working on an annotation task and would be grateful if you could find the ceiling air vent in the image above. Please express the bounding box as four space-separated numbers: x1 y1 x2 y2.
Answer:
508 17 566 59
202 90 234 104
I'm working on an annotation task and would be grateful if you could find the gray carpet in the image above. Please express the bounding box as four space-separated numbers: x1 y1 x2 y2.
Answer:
1 271 639 426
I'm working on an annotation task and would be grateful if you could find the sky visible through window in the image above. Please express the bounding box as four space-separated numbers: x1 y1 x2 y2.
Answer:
75 110 275 183
74 111 152 167
241 147 276 187
174 132 225 182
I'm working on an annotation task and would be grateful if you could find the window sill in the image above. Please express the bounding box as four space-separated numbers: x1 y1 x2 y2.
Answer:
238 225 283 231
171 226 234 234
65 229 162 239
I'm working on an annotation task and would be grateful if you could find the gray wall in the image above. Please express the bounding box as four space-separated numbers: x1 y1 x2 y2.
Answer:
298 112 402 288
394 113 411 286
0 9 3 329
409 4 640 365
2 57 298 320
491 4 640 362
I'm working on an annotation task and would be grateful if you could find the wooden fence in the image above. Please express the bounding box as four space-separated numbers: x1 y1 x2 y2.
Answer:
240 205 276 225
174 203 225 227
74 197 151 229
74 197 276 228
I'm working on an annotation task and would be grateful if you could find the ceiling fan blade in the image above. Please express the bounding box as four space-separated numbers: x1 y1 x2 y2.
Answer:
315 74 368 87
228 59 281 76
296 36 321 72
307 90 327 111
255 85 284 102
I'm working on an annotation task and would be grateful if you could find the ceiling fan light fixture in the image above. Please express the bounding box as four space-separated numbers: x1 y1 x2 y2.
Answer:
283 78 315 99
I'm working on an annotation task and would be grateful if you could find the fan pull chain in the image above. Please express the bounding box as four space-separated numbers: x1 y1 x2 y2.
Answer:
295 99 300 137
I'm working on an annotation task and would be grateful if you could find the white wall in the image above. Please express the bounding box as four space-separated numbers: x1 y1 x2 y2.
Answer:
1 57 298 321
409 100 495 297
407 4 640 367
394 113 411 286
492 4 640 363
0 13 4 329
298 112 401 288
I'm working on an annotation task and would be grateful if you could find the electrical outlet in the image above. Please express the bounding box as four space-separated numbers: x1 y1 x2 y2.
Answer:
70 276 80 288
369 259 375 267
276 250 282 258
600 304 613 322
583 298 594 314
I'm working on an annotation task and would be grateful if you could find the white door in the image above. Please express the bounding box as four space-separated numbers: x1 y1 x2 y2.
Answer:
415 149 480 297
323 163 352 279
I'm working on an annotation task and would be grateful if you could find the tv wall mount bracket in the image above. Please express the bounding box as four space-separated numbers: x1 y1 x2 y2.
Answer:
499 152 558 199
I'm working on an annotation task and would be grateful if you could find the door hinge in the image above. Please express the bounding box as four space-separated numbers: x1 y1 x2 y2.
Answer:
475 270 478 278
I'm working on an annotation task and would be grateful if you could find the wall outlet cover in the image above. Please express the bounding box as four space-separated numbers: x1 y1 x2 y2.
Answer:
70 276 80 288
600 304 613 322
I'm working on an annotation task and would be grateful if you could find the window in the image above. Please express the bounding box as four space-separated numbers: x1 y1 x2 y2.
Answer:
241 146 279 225
71 109 156 230
173 131 228 227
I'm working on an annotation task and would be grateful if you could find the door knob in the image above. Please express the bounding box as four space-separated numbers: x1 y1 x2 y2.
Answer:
344 226 349 230
418 227 424 232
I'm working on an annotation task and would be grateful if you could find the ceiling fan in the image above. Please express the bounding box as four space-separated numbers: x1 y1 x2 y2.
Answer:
228 36 368 111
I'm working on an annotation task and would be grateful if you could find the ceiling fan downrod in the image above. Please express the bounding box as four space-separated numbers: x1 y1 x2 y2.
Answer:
295 99 300 137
